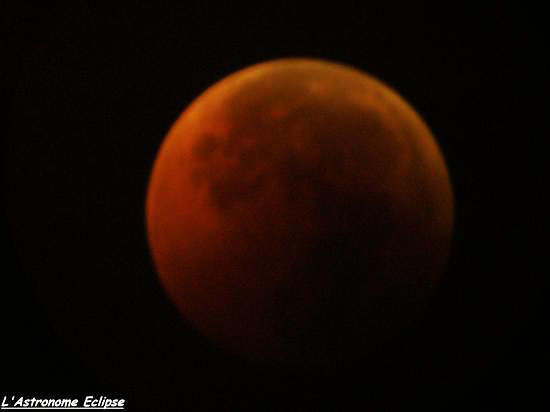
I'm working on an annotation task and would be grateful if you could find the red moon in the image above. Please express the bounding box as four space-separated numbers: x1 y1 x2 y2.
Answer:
146 58 453 366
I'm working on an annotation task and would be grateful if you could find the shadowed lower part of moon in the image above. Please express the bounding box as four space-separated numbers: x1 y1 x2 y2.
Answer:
146 58 454 366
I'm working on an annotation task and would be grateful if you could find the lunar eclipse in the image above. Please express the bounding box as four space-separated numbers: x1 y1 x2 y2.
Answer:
146 58 454 366
6 4 541 410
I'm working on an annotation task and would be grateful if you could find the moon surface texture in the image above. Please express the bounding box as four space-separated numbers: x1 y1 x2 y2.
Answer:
146 58 453 366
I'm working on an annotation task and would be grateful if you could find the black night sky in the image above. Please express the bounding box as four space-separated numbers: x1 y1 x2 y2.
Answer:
3 3 545 411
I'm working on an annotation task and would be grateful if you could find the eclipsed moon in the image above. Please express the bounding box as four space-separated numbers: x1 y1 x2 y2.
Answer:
146 58 454 366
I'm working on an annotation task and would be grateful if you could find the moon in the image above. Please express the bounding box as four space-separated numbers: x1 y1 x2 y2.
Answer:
146 58 453 366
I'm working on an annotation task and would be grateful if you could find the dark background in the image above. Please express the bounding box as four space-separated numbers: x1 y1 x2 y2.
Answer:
2 3 545 411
